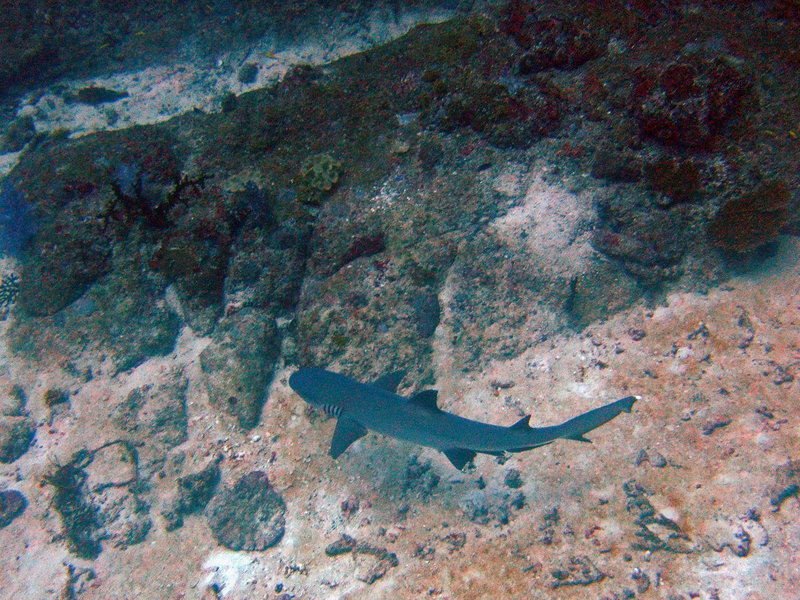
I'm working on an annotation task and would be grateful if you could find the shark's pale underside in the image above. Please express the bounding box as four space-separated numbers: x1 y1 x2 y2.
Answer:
289 367 637 470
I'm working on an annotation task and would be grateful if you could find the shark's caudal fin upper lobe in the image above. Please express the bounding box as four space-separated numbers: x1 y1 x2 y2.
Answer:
557 395 637 442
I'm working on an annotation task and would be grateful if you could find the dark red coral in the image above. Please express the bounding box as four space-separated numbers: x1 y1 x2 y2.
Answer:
499 2 605 72
645 157 701 203
339 233 386 269
499 0 536 45
631 55 752 148
659 63 700 101
707 180 793 252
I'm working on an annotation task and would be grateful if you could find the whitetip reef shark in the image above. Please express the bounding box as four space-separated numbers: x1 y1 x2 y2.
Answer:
289 367 638 470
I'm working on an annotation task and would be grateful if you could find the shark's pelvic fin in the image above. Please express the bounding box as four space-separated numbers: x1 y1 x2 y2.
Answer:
409 390 440 411
330 417 367 458
443 448 476 470
373 371 407 393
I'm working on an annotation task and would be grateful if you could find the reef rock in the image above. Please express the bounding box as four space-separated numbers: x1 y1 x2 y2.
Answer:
201 308 280 429
205 471 286 551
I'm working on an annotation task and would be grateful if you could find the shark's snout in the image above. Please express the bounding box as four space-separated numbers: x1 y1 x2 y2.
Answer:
289 368 313 397
289 367 333 405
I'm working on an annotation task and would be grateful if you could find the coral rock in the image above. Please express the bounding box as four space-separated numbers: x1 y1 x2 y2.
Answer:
205 471 286 551
707 180 793 253
631 55 751 148
0 415 34 463
200 308 281 429
0 490 26 528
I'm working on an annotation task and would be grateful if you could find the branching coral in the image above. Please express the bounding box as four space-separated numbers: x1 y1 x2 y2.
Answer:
0 272 19 307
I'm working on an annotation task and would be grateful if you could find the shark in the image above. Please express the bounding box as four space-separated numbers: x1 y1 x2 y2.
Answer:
289 367 638 470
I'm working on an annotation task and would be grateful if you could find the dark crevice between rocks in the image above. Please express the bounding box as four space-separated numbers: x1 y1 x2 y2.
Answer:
324 534 400 584
42 440 150 559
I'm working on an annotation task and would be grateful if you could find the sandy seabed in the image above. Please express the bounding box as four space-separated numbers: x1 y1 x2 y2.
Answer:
1 236 798 599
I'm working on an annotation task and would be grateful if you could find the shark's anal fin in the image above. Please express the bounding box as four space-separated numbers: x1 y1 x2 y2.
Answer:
329 417 367 459
443 448 476 470
410 390 439 411
373 371 407 393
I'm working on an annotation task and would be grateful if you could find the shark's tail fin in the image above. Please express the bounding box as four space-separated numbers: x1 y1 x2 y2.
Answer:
505 395 638 453
556 395 638 442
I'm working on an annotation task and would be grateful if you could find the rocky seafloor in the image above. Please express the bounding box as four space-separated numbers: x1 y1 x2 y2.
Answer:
0 1 799 599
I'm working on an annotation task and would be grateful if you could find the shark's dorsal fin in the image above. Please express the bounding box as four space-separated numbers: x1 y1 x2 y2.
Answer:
443 448 476 470
510 415 531 430
373 371 406 393
329 417 368 458
410 390 439 411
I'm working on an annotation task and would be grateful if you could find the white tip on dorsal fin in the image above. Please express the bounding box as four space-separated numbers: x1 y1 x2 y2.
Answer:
409 389 439 411
373 371 407 393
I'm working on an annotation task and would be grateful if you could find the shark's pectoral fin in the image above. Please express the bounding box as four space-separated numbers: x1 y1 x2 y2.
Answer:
564 433 592 443
329 417 368 459
443 448 476 470
373 371 407 393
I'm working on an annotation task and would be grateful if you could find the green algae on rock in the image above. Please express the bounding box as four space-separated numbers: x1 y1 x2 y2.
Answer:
0 384 33 463
112 369 188 472
300 152 343 194
0 416 34 463
0 385 25 417
44 441 152 558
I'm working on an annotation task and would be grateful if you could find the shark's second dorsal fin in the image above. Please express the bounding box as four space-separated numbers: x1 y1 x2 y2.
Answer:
510 415 531 430
373 371 406 393
410 390 439 411
329 417 368 459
